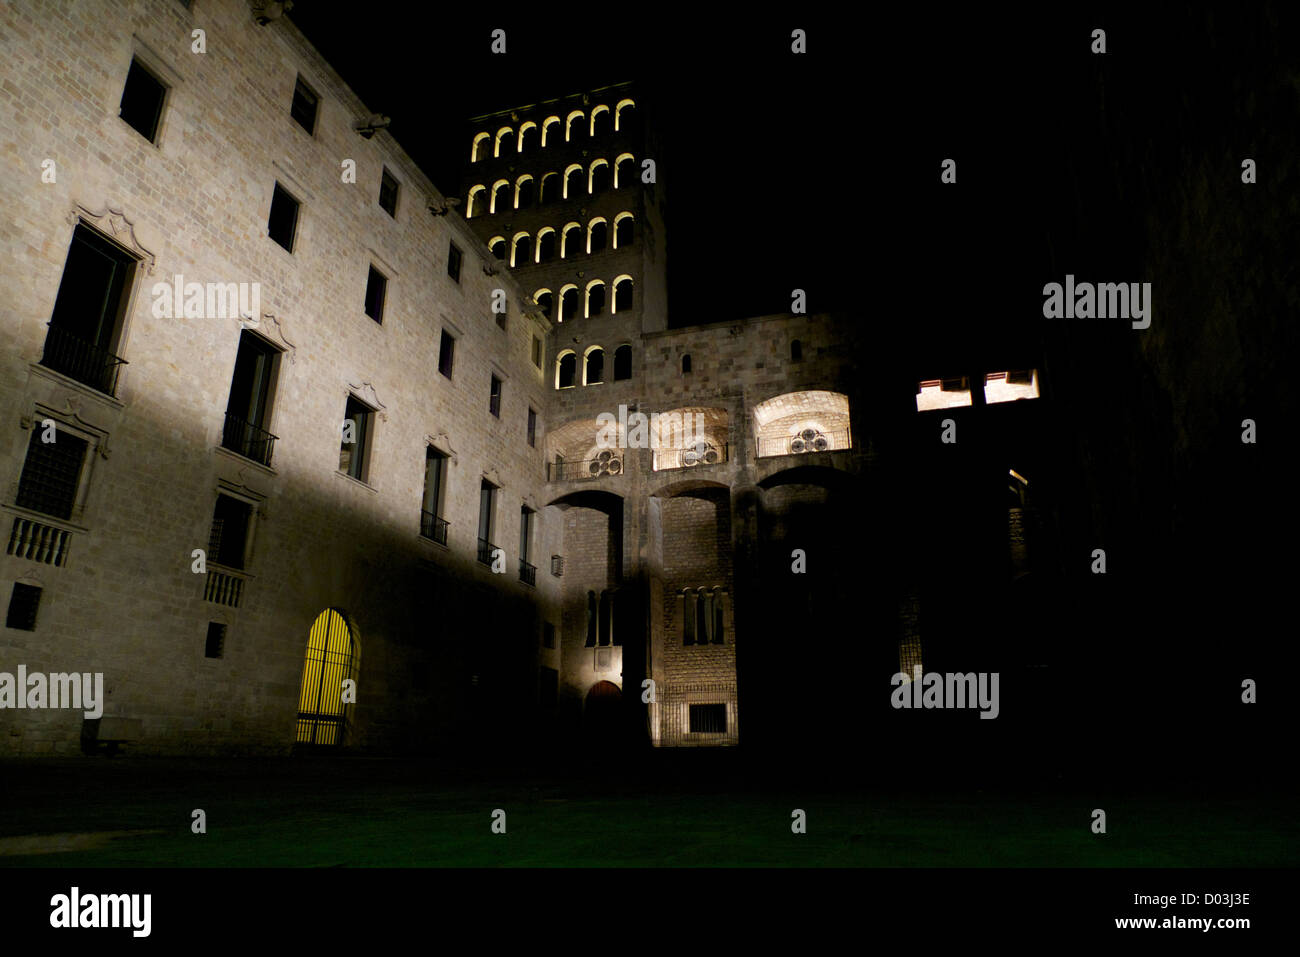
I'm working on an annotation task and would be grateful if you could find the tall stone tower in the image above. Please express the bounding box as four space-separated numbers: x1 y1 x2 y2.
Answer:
459 82 668 345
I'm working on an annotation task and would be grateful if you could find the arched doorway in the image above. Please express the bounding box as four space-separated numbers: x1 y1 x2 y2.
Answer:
296 608 357 746
584 680 622 743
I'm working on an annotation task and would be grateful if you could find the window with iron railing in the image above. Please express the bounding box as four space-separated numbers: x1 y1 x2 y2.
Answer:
15 428 88 521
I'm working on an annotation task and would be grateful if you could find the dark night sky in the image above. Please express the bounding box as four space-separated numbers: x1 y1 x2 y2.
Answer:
289 3 1291 330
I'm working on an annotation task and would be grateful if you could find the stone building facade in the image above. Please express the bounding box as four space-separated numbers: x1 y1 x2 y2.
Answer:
2 0 1052 758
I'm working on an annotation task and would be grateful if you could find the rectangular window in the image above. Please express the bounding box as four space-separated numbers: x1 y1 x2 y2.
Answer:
527 407 537 447
477 479 497 562
489 375 502 418
268 182 299 252
983 369 1040 405
15 428 89 521
43 224 136 395
339 395 374 481
421 447 448 545
208 494 252 570
205 622 226 659
689 703 727 734
364 265 387 323
222 331 278 467
6 583 42 631
447 242 462 283
379 168 399 217
438 330 455 378
290 75 318 134
915 376 972 412
519 506 534 564
532 336 542 368
119 57 166 143
496 303 507 330
542 622 555 649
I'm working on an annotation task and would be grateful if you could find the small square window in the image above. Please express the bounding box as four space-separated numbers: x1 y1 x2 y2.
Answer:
689 703 727 734
290 75 318 134
6 583 42 631
438 330 455 378
489 375 502 418
268 182 299 252
205 622 226 658
119 57 166 143
365 265 387 323
447 242 463 283
379 168 399 217
532 336 542 368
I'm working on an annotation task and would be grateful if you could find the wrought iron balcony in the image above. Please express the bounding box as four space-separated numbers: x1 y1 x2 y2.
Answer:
756 428 851 458
221 413 278 467
477 537 497 566
40 324 127 396
548 449 626 481
519 559 537 586
420 511 448 545
652 442 730 472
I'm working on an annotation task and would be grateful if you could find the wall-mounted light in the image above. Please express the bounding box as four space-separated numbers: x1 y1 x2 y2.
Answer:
251 0 293 25
355 113 391 139
426 197 461 216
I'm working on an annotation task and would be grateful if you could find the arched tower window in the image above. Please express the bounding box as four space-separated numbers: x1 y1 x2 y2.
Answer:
613 276 633 313
614 153 635 188
556 352 577 389
517 120 537 153
539 172 559 205
471 132 491 163
514 175 535 209
560 285 579 321
488 236 506 260
563 164 583 199
511 233 532 267
541 116 561 147
536 228 557 263
466 185 486 219
613 344 632 381
614 98 636 131
561 223 581 259
566 110 585 142
584 347 605 385
587 218 608 254
590 104 611 137
494 127 514 157
534 289 553 320
490 179 511 214
586 280 606 318
613 212 634 248
589 159 611 194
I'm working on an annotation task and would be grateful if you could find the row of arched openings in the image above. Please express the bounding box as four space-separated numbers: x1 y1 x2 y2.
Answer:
489 214 634 266
471 100 636 161
533 278 633 321
556 344 633 389
467 156 637 216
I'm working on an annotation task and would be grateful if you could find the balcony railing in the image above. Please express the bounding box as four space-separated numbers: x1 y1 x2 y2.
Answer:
548 449 627 482
519 559 537 586
477 537 497 566
420 511 448 545
652 442 730 472
7 516 72 567
221 413 278 468
756 428 851 458
40 324 127 396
